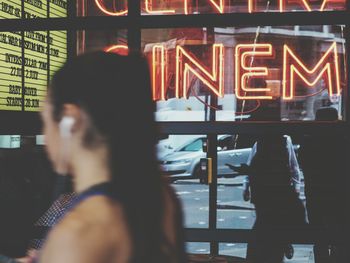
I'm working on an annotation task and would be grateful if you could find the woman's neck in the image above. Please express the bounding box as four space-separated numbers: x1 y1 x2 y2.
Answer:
70 148 111 193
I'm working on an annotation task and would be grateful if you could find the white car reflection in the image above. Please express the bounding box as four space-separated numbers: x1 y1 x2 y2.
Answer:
158 135 252 179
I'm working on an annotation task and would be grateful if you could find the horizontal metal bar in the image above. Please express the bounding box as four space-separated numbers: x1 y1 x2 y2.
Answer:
0 114 349 135
0 112 42 135
1 115 348 135
185 228 347 244
132 11 349 28
157 121 349 135
0 11 349 32
0 16 130 31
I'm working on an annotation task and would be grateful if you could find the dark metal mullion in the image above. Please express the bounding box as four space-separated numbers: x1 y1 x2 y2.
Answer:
344 24 350 125
0 11 348 32
47 0 50 109
67 0 77 61
0 112 42 135
21 1 25 111
205 27 219 255
345 0 350 122
207 132 218 255
345 2 350 223
127 0 141 53
208 99 219 254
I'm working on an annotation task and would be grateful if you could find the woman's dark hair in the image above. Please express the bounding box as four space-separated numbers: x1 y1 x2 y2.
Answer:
50 52 166 262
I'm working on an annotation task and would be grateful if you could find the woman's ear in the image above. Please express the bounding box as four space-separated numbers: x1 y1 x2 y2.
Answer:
60 104 82 134
59 116 75 139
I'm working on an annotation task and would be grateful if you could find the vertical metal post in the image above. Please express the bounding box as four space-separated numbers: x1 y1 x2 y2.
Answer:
205 26 219 255
345 0 350 239
47 0 50 104
67 0 77 61
208 94 218 255
21 1 25 112
128 0 141 53
345 0 350 122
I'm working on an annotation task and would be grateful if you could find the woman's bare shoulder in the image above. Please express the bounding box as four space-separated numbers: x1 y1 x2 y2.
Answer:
40 196 131 263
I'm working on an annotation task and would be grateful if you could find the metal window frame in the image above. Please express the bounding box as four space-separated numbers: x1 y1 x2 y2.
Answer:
0 6 349 134
0 0 348 253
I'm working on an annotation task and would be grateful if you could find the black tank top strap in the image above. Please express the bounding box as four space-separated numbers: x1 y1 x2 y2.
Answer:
67 182 116 213
31 182 117 263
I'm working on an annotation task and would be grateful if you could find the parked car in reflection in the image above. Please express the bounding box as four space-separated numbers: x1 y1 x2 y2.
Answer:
158 135 254 179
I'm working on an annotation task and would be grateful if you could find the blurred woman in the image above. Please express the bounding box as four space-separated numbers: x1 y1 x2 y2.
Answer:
36 52 185 263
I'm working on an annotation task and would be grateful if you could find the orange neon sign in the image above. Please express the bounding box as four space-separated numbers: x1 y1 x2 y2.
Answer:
106 42 342 102
95 0 344 14
94 0 128 16
235 44 274 100
152 45 167 101
145 0 175 14
279 0 344 12
248 0 255 13
175 44 224 99
104 44 129 55
184 0 224 14
282 42 341 100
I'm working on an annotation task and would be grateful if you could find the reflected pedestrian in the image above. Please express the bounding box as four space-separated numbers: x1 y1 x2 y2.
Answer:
246 135 306 262
230 108 307 263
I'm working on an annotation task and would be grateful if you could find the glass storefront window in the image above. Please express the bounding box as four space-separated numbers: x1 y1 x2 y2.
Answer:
77 30 127 55
0 31 22 111
187 242 210 255
0 0 347 254
0 1 68 113
24 31 48 112
142 26 346 121
215 133 307 230
0 0 67 19
75 0 346 16
0 30 67 112
216 134 256 230
50 31 67 80
24 0 48 19
0 0 21 19
219 243 248 259
157 135 209 228
77 0 128 16
0 135 21 148
219 243 315 261
141 0 346 15
49 0 68 18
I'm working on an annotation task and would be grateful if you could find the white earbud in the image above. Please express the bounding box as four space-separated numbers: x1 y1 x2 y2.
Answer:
59 116 75 138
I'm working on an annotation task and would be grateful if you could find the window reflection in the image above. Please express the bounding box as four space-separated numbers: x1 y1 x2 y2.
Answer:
142 26 346 121
158 135 210 228
77 30 127 54
75 0 346 16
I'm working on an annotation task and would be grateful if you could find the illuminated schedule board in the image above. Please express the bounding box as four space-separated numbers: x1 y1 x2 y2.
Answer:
0 0 67 112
